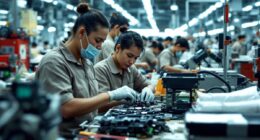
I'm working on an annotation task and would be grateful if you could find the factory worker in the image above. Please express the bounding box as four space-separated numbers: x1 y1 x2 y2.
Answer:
36 3 138 139
94 31 155 111
158 37 197 73
95 12 129 63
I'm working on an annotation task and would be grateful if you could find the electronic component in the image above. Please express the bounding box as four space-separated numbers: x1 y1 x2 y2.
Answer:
96 101 171 138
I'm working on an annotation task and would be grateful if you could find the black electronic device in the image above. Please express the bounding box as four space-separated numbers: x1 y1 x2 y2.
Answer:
95 102 171 138
162 73 203 114
0 81 61 140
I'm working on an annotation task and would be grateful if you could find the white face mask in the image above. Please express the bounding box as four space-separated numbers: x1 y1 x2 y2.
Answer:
80 34 100 59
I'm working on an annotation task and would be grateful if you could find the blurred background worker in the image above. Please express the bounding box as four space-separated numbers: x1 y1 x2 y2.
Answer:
232 35 247 55
95 31 155 112
158 37 197 73
96 12 129 63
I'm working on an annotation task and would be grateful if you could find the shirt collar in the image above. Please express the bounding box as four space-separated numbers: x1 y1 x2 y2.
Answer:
107 34 115 43
59 42 90 66
107 56 130 74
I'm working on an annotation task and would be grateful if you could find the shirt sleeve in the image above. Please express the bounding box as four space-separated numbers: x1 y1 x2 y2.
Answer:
132 66 150 92
36 59 73 105
94 64 111 93
159 52 171 69
145 49 157 64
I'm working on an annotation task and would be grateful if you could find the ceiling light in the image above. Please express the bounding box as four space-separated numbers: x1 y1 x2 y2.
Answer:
242 5 253 12
255 1 260 7
205 20 213 26
0 21 7 26
53 1 58 5
188 18 198 26
66 4 74 10
142 0 159 31
103 0 139 26
0 10 8 14
17 0 27 8
41 0 53 3
242 21 258 29
37 25 44 30
48 26 56 32
234 18 239 23
37 16 42 21
170 5 178 11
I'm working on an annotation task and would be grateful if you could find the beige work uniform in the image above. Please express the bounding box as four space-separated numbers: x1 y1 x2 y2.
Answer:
95 34 115 63
158 48 179 70
137 48 157 70
36 43 98 138
94 56 150 93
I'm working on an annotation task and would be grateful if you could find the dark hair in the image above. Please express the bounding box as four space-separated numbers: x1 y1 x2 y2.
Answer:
44 41 49 45
32 42 37 47
238 35 246 40
115 31 144 51
164 36 173 42
109 13 129 28
175 37 189 50
72 3 109 35
150 41 164 52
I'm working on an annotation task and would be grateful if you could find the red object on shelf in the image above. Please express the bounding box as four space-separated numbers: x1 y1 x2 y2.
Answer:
0 39 30 70
225 4 229 23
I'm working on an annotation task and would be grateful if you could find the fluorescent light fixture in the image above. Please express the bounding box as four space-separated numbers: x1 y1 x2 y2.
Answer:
242 5 253 12
0 21 7 26
65 27 71 32
17 0 27 8
103 0 139 26
205 20 213 26
188 18 198 26
66 4 74 10
217 13 231 22
53 1 58 5
37 25 44 30
37 16 42 21
255 1 260 7
71 15 77 20
242 21 258 28
64 22 74 28
142 0 159 32
227 25 234 31
48 26 56 32
0 10 8 14
234 18 239 23
41 0 53 3
170 5 178 11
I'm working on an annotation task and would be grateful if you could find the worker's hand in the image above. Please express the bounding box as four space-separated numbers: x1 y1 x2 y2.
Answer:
139 62 149 69
140 87 155 102
108 86 138 102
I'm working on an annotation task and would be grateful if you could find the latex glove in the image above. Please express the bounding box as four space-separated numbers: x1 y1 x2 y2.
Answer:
140 86 155 102
108 86 138 102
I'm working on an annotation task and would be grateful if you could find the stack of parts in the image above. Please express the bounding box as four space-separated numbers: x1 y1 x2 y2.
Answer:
194 86 260 113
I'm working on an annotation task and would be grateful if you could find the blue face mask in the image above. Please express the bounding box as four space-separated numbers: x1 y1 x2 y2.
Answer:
114 36 119 43
80 36 100 59
175 51 183 58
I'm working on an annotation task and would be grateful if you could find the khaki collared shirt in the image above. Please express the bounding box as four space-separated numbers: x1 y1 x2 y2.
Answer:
137 48 157 70
36 43 98 138
158 48 179 70
95 34 115 63
94 56 150 93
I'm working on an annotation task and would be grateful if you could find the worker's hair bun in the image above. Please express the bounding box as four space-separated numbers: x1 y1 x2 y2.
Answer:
76 3 90 15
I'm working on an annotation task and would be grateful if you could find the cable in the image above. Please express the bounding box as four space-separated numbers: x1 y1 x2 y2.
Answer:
198 70 232 92
206 87 227 93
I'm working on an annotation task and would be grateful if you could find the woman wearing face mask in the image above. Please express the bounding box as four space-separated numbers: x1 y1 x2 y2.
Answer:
95 12 129 63
94 31 155 112
36 3 138 138
158 37 197 73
